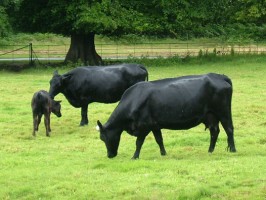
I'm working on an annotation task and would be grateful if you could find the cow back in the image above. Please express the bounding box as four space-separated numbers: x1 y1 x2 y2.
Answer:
107 73 233 132
58 64 148 107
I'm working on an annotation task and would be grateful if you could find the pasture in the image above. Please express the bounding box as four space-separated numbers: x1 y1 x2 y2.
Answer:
0 56 265 199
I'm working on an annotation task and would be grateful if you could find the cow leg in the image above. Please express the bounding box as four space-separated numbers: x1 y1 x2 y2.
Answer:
32 114 38 136
208 125 220 153
221 118 236 152
132 134 148 159
44 113 51 137
80 104 89 126
152 129 167 156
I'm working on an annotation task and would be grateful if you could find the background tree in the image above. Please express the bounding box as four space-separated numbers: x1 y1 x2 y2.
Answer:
11 0 266 65
0 0 16 37
17 0 147 65
234 0 266 24
0 6 11 37
0 0 22 37
120 0 237 38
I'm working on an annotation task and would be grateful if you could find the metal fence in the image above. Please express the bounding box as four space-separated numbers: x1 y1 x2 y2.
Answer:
0 42 266 64
97 42 266 58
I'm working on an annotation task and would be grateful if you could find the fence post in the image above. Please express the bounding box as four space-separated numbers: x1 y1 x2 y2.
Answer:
134 42 135 57
29 43 33 65
48 45 50 62
116 42 118 60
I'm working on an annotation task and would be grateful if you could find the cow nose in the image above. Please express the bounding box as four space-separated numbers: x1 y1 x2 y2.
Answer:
49 93 54 99
57 113 62 117
108 152 117 158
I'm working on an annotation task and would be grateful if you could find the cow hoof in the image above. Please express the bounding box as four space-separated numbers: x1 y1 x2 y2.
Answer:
80 122 89 126
208 149 214 153
131 156 139 160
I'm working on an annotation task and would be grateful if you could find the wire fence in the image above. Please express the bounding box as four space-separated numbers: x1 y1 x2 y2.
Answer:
0 42 266 65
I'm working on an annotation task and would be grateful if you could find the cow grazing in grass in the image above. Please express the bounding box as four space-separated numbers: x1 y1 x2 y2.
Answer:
97 73 236 159
31 90 61 137
49 63 148 126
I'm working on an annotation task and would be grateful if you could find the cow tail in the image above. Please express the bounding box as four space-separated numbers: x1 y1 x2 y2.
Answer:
139 65 149 81
145 70 149 81
210 73 232 88
37 92 41 100
223 75 233 88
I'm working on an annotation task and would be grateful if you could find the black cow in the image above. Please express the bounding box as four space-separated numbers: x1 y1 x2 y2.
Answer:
97 73 236 159
31 90 62 137
49 63 148 126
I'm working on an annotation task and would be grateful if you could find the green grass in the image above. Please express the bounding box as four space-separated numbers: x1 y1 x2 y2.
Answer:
0 56 266 199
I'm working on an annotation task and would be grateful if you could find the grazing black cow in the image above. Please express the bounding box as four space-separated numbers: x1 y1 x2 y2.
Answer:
31 90 62 137
97 73 236 159
49 63 148 126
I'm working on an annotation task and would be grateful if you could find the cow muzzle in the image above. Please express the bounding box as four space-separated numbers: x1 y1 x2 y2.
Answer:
49 93 55 99
107 152 117 158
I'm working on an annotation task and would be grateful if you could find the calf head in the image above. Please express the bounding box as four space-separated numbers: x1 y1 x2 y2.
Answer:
51 100 62 117
97 120 120 158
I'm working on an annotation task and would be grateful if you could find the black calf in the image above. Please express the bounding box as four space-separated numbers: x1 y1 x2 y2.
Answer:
31 90 61 136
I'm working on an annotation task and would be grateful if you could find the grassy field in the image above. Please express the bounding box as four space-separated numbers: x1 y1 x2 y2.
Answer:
0 55 265 199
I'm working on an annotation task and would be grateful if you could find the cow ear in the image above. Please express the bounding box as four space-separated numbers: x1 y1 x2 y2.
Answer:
62 74 71 82
97 120 103 131
53 70 59 76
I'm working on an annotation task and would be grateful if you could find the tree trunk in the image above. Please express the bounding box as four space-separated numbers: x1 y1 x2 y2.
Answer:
65 32 103 66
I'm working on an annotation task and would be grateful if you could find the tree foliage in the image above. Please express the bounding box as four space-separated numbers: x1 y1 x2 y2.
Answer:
1 0 266 64
0 6 11 37
3 0 265 39
0 0 19 37
3 0 266 39
17 0 141 36
234 0 266 24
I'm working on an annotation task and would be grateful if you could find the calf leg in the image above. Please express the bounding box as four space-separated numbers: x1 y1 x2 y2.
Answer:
208 125 220 153
132 134 148 159
33 114 42 136
36 114 42 131
221 117 236 152
44 112 51 137
152 129 167 156
80 104 89 126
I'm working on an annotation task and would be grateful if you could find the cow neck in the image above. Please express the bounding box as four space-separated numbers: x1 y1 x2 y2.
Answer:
105 115 123 135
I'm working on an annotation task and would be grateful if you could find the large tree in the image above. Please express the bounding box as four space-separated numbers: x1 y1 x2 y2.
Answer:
12 0 266 65
17 0 146 65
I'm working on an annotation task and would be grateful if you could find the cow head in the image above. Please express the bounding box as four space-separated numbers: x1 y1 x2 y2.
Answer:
97 120 121 158
49 71 71 99
51 100 62 117
49 71 63 99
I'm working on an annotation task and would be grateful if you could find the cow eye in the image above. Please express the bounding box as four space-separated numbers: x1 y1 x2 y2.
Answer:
100 134 106 142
